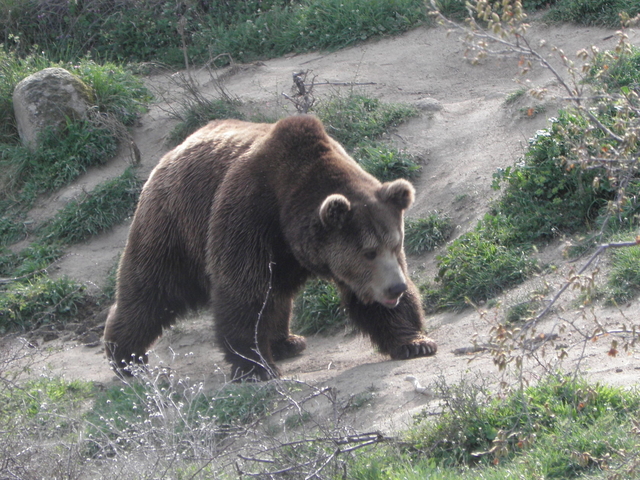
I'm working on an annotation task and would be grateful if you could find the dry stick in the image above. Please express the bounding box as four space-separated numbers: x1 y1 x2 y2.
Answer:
521 239 640 334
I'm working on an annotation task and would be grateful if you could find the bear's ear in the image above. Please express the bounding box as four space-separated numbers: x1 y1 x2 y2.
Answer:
319 194 351 229
378 179 415 211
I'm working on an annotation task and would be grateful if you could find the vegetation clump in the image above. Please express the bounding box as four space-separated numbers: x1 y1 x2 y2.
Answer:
1 0 429 66
366 375 640 478
404 212 453 255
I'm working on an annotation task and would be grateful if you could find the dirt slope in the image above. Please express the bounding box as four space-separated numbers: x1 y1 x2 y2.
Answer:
6 22 640 433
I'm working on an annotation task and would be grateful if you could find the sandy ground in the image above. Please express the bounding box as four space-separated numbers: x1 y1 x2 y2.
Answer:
5 20 640 433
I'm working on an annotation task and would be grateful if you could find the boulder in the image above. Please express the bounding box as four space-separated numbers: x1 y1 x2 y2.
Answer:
12 67 94 150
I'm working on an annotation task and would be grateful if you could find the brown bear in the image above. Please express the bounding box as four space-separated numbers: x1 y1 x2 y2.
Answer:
104 115 437 380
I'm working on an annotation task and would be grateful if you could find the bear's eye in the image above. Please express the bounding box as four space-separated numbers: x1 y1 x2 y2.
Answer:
363 250 377 261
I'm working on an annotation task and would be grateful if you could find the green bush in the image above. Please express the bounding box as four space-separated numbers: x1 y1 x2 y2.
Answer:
586 44 640 91
491 111 613 245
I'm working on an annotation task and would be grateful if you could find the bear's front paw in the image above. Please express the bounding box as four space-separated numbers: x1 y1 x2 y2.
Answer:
391 336 437 360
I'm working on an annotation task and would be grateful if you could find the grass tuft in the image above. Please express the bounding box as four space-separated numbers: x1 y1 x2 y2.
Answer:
38 168 142 245
293 279 346 335
0 275 86 332
434 228 538 310
316 93 418 150
404 212 454 255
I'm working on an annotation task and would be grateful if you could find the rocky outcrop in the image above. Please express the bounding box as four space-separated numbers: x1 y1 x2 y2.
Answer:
12 67 94 150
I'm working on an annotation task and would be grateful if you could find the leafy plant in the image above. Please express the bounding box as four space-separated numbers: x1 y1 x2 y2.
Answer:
404 212 453 255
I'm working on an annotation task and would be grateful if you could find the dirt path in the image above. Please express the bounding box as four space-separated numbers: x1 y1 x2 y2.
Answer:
6 21 640 433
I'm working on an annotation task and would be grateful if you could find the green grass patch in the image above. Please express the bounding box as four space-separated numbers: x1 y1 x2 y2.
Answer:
85 378 278 457
0 215 27 246
1 376 93 419
345 375 640 478
543 0 640 28
0 275 87 332
503 87 527 106
491 110 614 245
71 60 152 126
39 168 142 245
601 236 640 304
404 212 454 255
2 0 428 66
505 298 542 323
434 227 538 310
356 143 421 182
316 93 418 150
0 242 63 278
316 93 421 181
17 120 118 200
293 279 346 335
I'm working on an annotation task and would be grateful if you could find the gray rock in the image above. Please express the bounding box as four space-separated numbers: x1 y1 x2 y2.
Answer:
414 97 442 112
13 67 94 151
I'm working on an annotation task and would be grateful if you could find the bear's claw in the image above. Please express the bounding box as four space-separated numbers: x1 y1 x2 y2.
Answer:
392 336 437 360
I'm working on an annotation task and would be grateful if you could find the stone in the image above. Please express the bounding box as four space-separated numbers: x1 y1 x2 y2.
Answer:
414 97 442 112
12 67 94 151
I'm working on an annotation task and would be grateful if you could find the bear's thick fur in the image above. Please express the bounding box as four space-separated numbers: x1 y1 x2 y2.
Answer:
104 115 437 379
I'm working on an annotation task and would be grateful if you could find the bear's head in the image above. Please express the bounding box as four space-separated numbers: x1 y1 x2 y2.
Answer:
318 178 414 308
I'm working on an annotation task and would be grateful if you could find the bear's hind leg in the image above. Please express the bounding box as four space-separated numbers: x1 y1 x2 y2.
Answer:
104 290 189 375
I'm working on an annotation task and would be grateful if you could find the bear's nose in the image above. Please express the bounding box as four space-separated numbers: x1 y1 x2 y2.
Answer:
387 282 407 298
